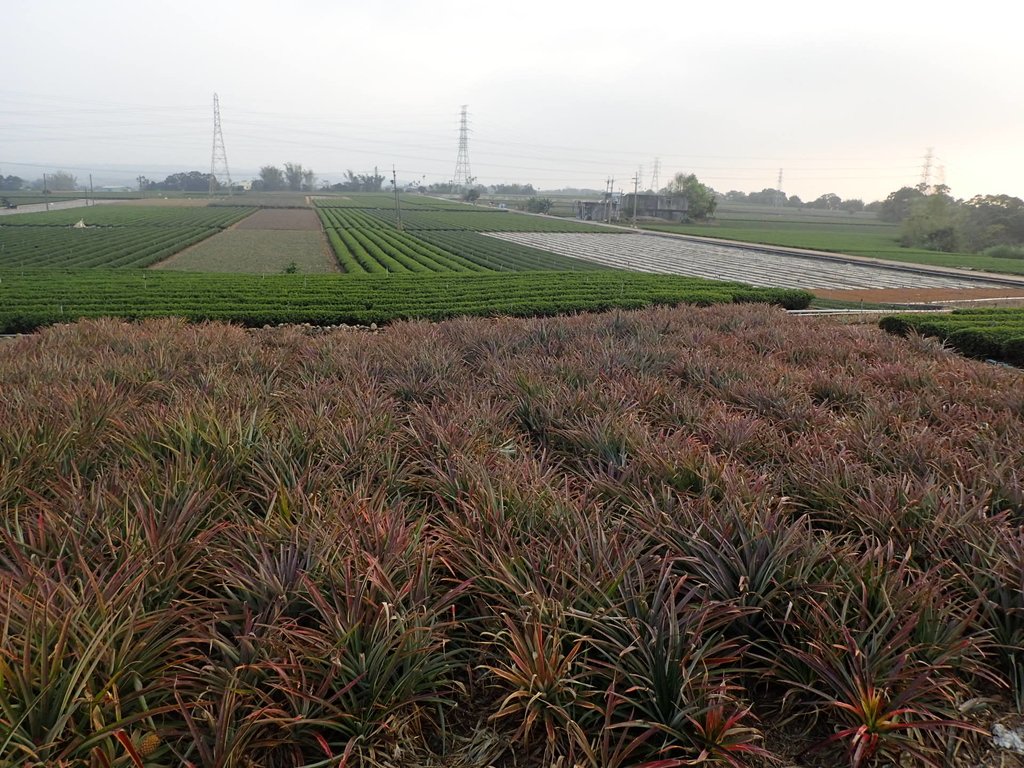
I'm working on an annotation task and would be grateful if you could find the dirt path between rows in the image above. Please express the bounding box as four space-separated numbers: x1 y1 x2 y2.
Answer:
813 286 1024 306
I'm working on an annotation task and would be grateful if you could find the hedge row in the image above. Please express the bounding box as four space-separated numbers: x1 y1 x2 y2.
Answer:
880 309 1024 365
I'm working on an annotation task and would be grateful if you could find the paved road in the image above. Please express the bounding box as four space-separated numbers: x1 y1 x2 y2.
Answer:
0 198 94 216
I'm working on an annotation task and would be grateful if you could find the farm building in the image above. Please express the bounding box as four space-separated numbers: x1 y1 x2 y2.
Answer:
620 193 689 222
575 198 620 222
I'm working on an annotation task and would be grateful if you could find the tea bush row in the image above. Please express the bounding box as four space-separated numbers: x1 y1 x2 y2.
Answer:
0 269 812 332
881 308 1024 365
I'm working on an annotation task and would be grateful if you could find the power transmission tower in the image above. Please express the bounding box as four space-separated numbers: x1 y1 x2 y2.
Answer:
919 147 934 194
453 105 472 190
650 157 660 192
775 168 784 207
209 93 232 196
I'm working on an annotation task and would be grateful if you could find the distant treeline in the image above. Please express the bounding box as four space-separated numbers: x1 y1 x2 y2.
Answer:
876 185 1024 254
720 188 867 212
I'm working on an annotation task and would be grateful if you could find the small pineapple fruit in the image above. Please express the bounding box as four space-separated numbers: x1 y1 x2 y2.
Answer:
138 731 160 757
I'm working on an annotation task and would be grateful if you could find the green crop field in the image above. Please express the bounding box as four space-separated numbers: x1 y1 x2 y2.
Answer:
314 196 610 273
641 202 1024 276
315 198 608 232
0 269 811 333
0 205 256 269
0 226 229 269
314 192 469 209
361 208 608 232
1 205 253 228
0 194 830 331
880 308 1024 365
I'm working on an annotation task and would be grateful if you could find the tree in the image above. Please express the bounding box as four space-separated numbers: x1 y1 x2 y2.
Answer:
331 169 385 192
900 187 960 252
806 193 842 211
664 172 717 220
259 166 286 191
839 198 865 213
463 187 481 203
44 170 78 191
284 162 307 192
958 194 1024 252
492 183 537 196
426 182 457 194
745 188 783 205
525 197 554 214
0 175 24 191
787 195 803 207
877 186 925 223
301 169 316 192
155 171 216 192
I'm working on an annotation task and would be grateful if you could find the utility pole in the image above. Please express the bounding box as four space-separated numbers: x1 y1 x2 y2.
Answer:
392 166 403 231
88 174 94 206
608 177 615 223
632 173 639 227
43 173 49 211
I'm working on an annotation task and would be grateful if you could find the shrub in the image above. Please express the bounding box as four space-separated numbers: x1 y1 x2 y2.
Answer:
983 244 1024 259
948 327 1003 360
1002 336 1024 366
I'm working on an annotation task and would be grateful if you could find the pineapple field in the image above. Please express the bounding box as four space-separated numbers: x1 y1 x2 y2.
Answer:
1 304 1022 766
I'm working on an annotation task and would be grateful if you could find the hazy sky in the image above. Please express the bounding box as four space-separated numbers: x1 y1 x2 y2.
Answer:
4 0 1021 202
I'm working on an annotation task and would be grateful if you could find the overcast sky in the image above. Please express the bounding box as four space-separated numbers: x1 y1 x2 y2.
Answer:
3 0 1021 202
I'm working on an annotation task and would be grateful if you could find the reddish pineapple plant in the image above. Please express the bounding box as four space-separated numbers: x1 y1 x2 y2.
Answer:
484 609 599 763
578 561 763 766
782 622 984 766
775 545 989 766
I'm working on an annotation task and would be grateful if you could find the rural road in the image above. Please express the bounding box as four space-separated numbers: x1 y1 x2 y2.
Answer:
0 198 93 216
0 198 134 217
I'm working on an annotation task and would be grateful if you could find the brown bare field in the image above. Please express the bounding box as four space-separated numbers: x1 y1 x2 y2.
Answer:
234 208 323 230
152 229 338 273
151 205 336 273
